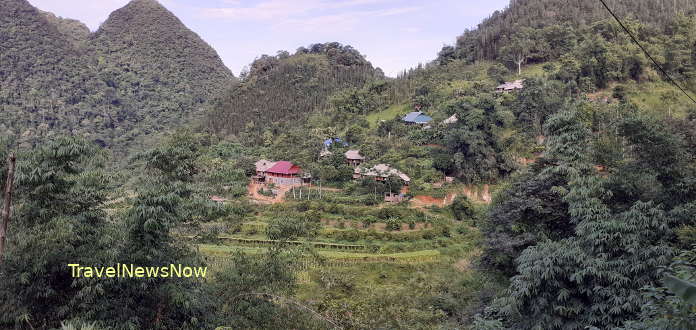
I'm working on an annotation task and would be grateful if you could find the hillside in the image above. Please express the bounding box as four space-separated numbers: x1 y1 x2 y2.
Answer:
40 10 90 48
438 0 696 93
89 0 235 145
0 0 234 154
207 42 382 138
0 0 100 143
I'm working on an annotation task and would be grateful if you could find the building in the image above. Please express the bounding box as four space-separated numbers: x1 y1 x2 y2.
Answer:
402 111 433 125
319 149 333 158
255 160 276 176
353 164 411 185
253 160 276 183
345 150 365 166
265 161 304 185
443 114 458 125
384 192 408 203
323 137 348 148
495 79 525 92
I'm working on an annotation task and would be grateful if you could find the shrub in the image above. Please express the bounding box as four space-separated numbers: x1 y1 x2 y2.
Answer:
456 225 469 235
450 196 475 221
385 218 402 231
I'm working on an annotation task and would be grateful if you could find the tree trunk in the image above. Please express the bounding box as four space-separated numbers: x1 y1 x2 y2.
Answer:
0 153 17 263
517 59 523 76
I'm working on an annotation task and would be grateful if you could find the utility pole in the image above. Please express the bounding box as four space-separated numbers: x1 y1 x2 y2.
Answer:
0 153 17 263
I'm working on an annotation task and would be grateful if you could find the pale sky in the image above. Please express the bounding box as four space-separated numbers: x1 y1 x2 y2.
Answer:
28 0 510 77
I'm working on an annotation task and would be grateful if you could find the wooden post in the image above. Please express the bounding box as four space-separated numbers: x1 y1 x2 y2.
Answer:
0 153 16 263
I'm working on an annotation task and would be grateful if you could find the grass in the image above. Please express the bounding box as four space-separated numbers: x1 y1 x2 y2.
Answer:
366 103 410 128
625 81 695 118
197 243 440 260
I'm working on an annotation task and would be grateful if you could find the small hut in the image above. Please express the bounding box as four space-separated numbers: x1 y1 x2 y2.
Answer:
353 164 411 185
495 79 525 93
345 150 365 166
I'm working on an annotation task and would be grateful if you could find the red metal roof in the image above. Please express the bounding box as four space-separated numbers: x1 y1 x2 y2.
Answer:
266 161 301 175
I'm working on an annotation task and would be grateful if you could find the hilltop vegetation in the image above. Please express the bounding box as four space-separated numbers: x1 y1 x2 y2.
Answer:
208 42 382 137
439 0 696 91
0 0 234 154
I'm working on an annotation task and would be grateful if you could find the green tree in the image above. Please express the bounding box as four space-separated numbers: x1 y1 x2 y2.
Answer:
0 137 115 329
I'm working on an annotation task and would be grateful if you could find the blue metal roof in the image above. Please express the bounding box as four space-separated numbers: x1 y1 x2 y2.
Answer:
324 137 349 147
402 112 432 123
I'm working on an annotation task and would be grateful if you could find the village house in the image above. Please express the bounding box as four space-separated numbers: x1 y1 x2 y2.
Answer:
253 159 276 183
353 163 411 185
323 137 348 148
345 150 364 166
253 160 309 185
266 161 306 185
401 111 433 125
495 79 525 93
442 114 458 125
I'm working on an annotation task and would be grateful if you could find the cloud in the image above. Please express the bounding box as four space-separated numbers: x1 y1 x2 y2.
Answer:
200 0 420 34
201 0 416 22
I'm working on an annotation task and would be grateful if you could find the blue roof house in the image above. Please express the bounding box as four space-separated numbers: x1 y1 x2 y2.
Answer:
323 137 349 148
402 111 433 125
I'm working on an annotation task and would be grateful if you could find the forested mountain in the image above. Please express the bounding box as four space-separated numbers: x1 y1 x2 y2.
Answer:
0 0 234 154
89 0 235 145
438 0 696 88
40 10 90 48
207 43 383 137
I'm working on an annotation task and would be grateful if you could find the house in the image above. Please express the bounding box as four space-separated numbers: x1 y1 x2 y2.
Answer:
319 149 333 158
443 114 458 125
253 160 276 183
353 164 411 185
495 79 525 93
402 111 433 125
345 150 364 166
384 192 408 203
323 137 348 148
265 161 304 185
255 160 276 176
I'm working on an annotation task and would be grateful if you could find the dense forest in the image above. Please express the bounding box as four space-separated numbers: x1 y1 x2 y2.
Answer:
0 0 234 154
1 0 695 329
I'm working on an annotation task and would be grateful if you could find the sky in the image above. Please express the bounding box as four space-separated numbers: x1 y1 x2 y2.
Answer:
28 0 509 77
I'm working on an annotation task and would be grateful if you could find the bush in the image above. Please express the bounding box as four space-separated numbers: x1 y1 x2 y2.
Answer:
450 196 475 221
385 218 401 231
455 225 469 235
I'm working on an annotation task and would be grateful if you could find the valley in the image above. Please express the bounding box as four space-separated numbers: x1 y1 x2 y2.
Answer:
1 0 695 329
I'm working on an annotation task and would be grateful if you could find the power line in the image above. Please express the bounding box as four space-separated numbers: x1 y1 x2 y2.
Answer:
597 0 696 106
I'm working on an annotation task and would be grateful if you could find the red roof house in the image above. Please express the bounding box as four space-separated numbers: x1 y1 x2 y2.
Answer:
266 161 301 176
265 161 304 185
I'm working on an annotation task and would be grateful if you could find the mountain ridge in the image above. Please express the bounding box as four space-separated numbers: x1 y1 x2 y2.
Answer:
0 0 235 154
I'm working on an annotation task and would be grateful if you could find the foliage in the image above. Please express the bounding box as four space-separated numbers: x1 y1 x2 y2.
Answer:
0 137 115 329
0 0 233 155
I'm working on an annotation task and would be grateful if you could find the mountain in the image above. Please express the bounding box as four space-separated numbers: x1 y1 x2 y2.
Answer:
40 10 90 48
439 0 696 64
89 0 235 139
207 42 383 137
0 0 234 153
0 0 99 142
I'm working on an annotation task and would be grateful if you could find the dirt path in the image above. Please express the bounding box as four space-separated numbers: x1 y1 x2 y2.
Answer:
411 184 492 209
247 182 343 204
247 182 292 204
